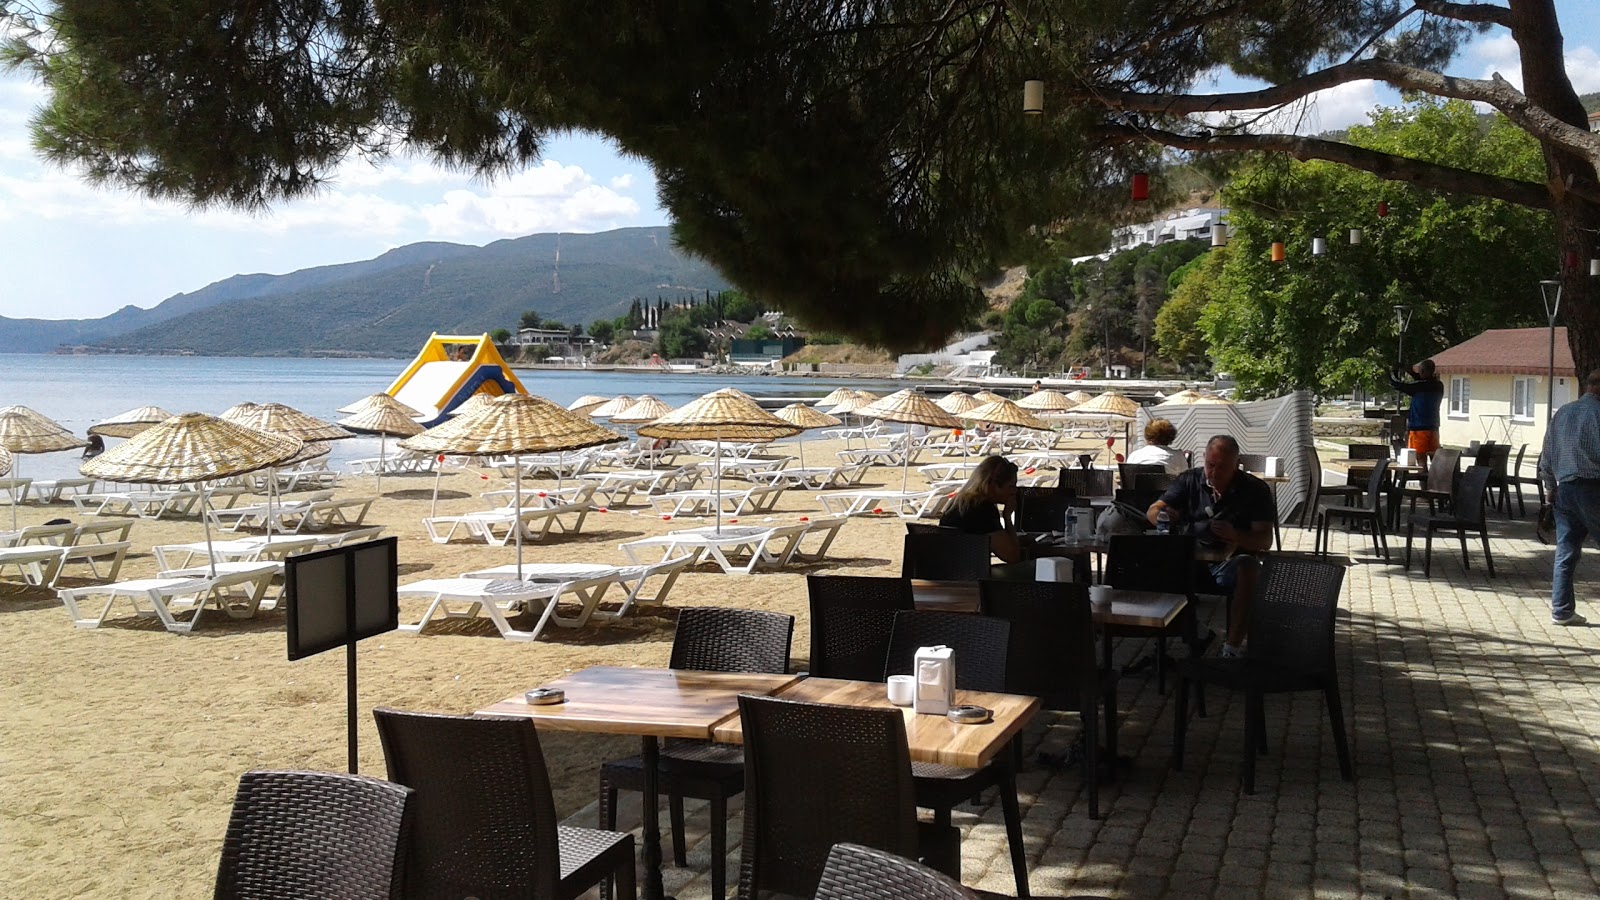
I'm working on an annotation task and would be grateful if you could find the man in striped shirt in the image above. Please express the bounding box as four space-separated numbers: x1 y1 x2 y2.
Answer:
1540 368 1600 626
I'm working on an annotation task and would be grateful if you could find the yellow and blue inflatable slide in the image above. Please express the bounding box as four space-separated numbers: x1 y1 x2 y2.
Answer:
385 333 529 426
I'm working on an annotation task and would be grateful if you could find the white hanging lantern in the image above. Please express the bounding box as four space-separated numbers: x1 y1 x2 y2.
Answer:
1210 224 1228 248
1312 237 1328 256
1023 81 1044 115
1349 228 1363 245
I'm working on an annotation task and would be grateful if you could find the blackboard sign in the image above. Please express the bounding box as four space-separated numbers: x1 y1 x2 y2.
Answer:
285 537 398 661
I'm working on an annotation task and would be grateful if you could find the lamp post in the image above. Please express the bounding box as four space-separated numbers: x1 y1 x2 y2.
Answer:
1393 304 1413 412
1540 279 1562 426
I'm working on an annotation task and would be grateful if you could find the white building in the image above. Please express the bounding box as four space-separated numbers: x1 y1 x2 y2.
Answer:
1429 326 1577 454
1109 207 1228 252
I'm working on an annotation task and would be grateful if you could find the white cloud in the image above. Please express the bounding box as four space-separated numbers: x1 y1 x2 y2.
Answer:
1472 35 1600 95
609 173 634 189
1195 79 1382 136
419 160 642 237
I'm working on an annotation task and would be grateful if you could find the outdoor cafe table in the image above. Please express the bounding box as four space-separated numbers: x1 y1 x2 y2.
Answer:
479 666 802 900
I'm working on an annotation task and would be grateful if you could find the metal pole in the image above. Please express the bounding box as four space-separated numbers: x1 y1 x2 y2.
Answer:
1548 312 1557 427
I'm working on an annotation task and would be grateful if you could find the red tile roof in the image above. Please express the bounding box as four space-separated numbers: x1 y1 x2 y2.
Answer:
1428 327 1574 376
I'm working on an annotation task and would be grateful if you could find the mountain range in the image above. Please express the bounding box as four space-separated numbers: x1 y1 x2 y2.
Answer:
0 226 730 357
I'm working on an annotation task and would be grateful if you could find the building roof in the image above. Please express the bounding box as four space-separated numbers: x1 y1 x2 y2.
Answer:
1429 327 1574 376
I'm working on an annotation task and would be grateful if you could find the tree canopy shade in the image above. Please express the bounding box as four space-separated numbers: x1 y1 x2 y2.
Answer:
4 1 1598 366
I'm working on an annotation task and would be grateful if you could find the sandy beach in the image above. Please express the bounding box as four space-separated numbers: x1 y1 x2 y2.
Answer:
0 434 1107 897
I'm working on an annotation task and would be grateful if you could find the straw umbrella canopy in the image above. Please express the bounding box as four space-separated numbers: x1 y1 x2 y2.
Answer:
935 392 982 415
0 448 9 478
223 403 353 534
609 395 675 424
972 390 1007 404
773 403 841 467
90 406 176 439
964 398 1052 431
338 404 426 496
448 392 500 419
587 395 637 419
337 393 422 418
82 413 301 575
638 389 801 533
1071 390 1140 419
567 394 611 414
817 387 857 407
0 406 89 530
219 401 260 421
822 391 876 448
1016 389 1078 412
402 393 624 576
1065 390 1094 403
858 389 962 491
1155 389 1206 406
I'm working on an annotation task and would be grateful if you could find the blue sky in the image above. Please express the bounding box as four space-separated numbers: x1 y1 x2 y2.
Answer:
1 5 1597 321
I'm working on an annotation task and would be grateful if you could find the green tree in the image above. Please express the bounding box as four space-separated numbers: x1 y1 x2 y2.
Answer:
721 291 763 323
744 321 774 341
589 319 615 344
1154 254 1220 373
518 310 542 331
657 310 709 359
490 327 511 344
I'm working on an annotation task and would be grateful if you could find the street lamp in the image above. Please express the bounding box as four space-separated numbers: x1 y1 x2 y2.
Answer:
1540 279 1562 426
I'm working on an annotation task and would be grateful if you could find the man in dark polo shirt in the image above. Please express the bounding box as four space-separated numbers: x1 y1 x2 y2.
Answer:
1147 434 1275 657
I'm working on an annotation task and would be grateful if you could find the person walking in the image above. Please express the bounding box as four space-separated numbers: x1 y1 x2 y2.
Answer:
1539 368 1600 626
1389 359 1445 460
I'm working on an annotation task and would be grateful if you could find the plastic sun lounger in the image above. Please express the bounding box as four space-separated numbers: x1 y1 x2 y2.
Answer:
396 575 620 642
481 482 599 509
27 478 98 504
0 522 79 548
465 554 695 622
58 541 132 585
282 497 377 533
0 545 69 587
785 517 849 565
72 490 200 520
619 523 813 575
649 485 786 518
152 536 319 571
57 563 280 633
0 477 32 505
814 489 939 518
423 502 591 545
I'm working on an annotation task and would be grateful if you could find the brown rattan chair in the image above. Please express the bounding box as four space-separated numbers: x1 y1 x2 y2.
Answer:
214 769 414 900
1058 467 1114 498
979 579 1117 820
815 843 979 900
597 608 793 900
1477 442 1513 515
373 708 637 900
905 521 947 535
902 531 993 581
1017 485 1072 533
1315 458 1390 560
1403 464 1495 577
884 611 1029 897
1399 448 1461 519
1506 443 1543 516
1103 533 1200 694
736 695 961 898
1172 556 1351 794
805 574 915 681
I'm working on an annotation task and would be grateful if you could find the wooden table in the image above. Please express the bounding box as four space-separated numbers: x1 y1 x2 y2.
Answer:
909 578 1186 628
710 677 1040 769
479 666 802 900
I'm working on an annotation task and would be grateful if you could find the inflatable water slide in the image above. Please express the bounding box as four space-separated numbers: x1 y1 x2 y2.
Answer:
385 333 529 426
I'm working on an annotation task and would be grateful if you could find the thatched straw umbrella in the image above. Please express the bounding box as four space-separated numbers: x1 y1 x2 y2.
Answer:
587 395 637 419
0 406 87 530
935 392 982 415
1016 389 1078 412
857 389 962 491
567 394 611 414
90 406 176 439
338 404 425 496
337 393 423 417
773 403 841 467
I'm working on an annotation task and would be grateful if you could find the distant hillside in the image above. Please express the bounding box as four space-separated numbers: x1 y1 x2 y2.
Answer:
21 227 728 357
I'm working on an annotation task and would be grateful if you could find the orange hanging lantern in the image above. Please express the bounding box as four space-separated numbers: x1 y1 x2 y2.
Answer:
1377 201 1389 217
1271 242 1286 263
1131 173 1150 201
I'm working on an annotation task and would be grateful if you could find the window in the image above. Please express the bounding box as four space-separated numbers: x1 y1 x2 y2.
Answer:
1512 377 1536 421
1449 377 1471 418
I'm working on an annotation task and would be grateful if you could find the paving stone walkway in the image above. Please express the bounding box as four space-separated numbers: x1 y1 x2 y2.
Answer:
576 513 1600 899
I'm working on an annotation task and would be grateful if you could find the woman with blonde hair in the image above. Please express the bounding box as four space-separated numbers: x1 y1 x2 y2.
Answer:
938 455 1029 562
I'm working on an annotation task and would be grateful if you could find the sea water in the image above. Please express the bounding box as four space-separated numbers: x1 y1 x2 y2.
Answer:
0 354 888 481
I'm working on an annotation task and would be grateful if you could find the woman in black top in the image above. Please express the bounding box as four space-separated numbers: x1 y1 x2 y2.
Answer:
939 455 1027 562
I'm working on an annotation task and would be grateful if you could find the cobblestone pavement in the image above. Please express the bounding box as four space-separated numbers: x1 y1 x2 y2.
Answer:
575 514 1600 899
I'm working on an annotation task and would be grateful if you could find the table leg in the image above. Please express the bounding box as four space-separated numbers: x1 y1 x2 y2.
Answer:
640 735 671 900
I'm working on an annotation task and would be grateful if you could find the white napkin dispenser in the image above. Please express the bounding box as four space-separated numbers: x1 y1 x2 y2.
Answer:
1263 456 1283 477
1035 557 1074 582
914 645 955 716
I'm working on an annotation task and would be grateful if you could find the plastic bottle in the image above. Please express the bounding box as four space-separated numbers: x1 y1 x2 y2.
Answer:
1156 508 1171 535
1064 508 1079 545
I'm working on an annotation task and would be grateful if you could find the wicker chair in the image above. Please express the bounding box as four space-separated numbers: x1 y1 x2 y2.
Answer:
1172 556 1351 794
372 708 636 900
816 843 979 900
905 521 947 535
882 611 1029 896
1507 443 1542 516
214 769 414 900
736 695 961 898
598 608 793 900
1398 448 1461 519
1403 464 1496 577
1103 533 1201 695
1116 462 1167 487
1017 485 1071 533
979 579 1117 820
806 574 915 681
902 531 992 581
1476 443 1513 515
1058 468 1114 498
1315 458 1390 560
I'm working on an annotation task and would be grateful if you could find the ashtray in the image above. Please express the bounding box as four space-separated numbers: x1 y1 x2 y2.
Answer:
946 705 991 724
524 688 566 705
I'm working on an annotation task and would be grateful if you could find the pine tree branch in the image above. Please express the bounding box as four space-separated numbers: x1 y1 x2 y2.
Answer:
1415 1 1514 28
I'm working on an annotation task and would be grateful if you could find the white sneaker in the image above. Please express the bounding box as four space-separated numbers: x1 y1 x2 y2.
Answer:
1554 612 1588 626
1221 641 1246 658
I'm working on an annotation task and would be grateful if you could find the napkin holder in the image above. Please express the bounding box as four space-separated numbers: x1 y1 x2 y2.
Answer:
1263 456 1283 477
1397 447 1416 467
914 645 955 716
1035 557 1074 582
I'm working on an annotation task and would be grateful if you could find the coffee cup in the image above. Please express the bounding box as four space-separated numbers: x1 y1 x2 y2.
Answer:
1088 585 1113 612
887 675 915 707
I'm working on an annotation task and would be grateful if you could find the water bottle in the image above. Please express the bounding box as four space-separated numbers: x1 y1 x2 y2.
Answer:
1156 508 1171 535
1064 508 1079 545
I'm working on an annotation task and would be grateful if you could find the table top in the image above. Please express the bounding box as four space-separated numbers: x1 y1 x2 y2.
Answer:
710 677 1040 769
476 666 804 739
909 579 1186 628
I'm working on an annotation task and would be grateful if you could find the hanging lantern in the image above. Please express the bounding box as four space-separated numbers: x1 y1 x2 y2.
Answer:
1377 201 1389 218
1591 258 1600 277
1131 173 1150 201
1210 224 1228 248
1350 228 1363 245
1023 80 1044 115
1565 249 1580 272
1270 242 1286 263
1312 237 1327 256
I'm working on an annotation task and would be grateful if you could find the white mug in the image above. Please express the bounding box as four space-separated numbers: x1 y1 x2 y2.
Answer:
1088 585 1113 611
886 675 915 707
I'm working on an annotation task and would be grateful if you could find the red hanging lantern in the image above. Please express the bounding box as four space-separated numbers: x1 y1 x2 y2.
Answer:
1271 242 1286 263
1131 173 1150 201
1377 201 1389 218
1565 249 1580 272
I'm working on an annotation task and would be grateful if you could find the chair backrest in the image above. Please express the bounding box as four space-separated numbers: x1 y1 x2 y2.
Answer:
901 531 991 581
1247 556 1346 675
883 610 1009 691
372 708 562 899
1347 443 1389 460
670 607 794 674
1059 468 1114 498
737 695 920 899
1360 457 1391 509
1480 443 1511 477
904 521 945 535
1453 465 1493 527
1237 453 1267 473
1117 463 1167 487
1016 485 1071 533
1104 533 1196 596
1425 448 1461 494
1512 443 1529 476
1132 471 1176 496
215 769 413 900
978 580 1097 711
806 575 915 681
815 843 979 900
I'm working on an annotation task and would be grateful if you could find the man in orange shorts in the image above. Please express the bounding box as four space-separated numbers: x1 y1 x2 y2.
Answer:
1390 359 1445 459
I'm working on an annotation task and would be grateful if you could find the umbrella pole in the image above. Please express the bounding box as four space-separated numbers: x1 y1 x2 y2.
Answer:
557 451 564 490
376 433 385 498
202 493 217 579
266 468 277 537
797 433 805 468
10 456 18 531
431 464 443 517
515 453 524 579
714 437 722 535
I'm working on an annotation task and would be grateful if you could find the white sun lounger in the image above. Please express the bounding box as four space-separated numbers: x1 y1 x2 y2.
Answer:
579 465 703 506
0 522 79 548
396 574 621 642
26 477 98 504
57 563 280 633
58 541 133 585
280 497 376 533
423 501 591 545
648 484 787 518
481 482 598 509
464 554 695 622
815 489 940 518
619 522 813 575
0 545 70 587
152 536 320 571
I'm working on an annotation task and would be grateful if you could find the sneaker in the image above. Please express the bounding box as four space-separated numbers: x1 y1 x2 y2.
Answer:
1221 641 1246 659
1554 612 1588 626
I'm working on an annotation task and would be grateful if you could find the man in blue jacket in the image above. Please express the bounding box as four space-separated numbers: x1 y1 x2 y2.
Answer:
1390 359 1445 460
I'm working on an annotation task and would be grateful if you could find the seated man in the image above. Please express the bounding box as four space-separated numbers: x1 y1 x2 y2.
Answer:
1147 434 1275 657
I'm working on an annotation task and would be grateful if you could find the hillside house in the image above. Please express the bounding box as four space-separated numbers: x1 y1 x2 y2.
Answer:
1428 327 1577 453
1110 207 1228 252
